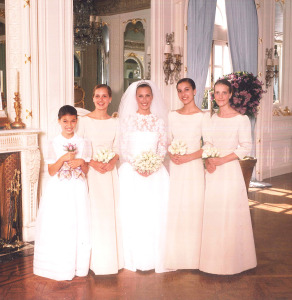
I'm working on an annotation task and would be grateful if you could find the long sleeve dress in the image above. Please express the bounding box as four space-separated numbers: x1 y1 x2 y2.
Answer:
118 113 170 273
199 113 257 275
165 111 205 269
77 116 124 275
33 134 91 281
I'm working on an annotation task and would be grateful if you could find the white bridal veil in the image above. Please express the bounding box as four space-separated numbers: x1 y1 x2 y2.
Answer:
118 80 168 125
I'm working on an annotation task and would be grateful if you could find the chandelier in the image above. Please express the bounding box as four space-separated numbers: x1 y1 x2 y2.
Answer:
73 0 103 47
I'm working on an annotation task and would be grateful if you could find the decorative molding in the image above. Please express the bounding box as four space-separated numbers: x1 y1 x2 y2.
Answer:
95 0 150 16
0 8 5 18
23 0 30 8
26 109 32 119
24 54 31 64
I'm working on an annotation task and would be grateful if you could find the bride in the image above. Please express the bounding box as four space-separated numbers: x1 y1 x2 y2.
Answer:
118 80 169 273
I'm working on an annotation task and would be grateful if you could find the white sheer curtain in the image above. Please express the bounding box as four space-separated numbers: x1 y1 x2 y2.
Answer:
187 0 217 109
225 0 258 75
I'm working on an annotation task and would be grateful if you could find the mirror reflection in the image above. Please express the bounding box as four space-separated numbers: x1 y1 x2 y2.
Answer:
274 1 283 103
123 20 145 90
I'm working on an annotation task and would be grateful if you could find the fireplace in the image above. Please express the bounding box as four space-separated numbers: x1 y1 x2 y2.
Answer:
0 129 41 242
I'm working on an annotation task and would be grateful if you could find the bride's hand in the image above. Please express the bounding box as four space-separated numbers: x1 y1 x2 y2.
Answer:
89 159 106 174
137 170 152 177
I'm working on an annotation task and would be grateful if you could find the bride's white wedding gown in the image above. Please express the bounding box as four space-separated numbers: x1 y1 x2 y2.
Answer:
118 113 169 273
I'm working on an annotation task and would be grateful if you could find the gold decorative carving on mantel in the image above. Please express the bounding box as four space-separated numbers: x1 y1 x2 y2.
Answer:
25 54 31 64
0 8 5 18
259 38 263 43
275 0 285 4
26 109 32 119
273 106 292 116
24 0 30 8
123 18 146 25
256 3 260 9
258 71 262 77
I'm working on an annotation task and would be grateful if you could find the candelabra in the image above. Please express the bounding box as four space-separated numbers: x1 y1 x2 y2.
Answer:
265 47 279 88
163 32 183 85
73 0 104 47
11 92 25 129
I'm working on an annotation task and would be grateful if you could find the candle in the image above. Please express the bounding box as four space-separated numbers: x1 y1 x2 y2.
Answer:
266 58 273 66
95 16 100 23
90 15 94 24
16 70 19 93
147 46 151 55
173 46 180 55
0 70 3 93
273 58 279 66
164 44 171 54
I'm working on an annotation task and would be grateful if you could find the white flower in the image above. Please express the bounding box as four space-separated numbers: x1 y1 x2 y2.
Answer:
133 150 163 174
202 146 220 159
168 140 188 155
93 148 115 163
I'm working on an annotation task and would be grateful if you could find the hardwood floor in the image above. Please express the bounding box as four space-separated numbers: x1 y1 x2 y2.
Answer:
1 173 292 300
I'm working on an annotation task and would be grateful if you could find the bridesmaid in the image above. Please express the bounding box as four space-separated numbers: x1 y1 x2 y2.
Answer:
200 79 257 275
165 78 205 270
77 84 124 275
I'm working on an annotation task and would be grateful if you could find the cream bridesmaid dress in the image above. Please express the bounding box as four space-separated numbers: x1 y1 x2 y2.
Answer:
165 111 205 269
77 116 124 275
200 113 257 275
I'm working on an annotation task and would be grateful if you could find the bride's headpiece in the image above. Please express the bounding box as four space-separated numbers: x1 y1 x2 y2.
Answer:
118 80 168 124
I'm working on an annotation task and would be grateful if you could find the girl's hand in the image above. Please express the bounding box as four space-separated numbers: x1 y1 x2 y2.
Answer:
102 159 117 172
67 158 85 169
205 159 216 173
62 151 75 162
170 153 191 165
89 159 107 174
137 170 152 177
208 157 225 166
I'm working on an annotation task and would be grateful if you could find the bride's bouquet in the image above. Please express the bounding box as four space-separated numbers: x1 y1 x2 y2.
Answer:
93 149 115 163
202 146 220 159
168 140 188 155
133 150 163 174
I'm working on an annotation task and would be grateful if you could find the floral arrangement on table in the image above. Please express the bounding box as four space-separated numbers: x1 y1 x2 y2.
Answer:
168 140 188 155
210 71 265 117
93 149 115 163
133 150 163 175
58 143 85 180
202 146 220 159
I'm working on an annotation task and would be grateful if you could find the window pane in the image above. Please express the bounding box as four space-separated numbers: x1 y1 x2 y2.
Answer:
206 67 211 88
214 67 223 81
223 45 232 75
214 45 222 65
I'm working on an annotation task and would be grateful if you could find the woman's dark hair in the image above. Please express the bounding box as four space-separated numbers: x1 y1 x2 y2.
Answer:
136 83 153 95
176 78 196 90
58 105 77 119
214 79 233 94
92 84 112 98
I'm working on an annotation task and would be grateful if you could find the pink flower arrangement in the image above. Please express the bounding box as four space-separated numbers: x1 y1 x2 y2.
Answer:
211 72 265 117
63 143 76 152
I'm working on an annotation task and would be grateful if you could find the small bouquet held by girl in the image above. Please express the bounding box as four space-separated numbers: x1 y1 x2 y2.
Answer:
133 150 163 175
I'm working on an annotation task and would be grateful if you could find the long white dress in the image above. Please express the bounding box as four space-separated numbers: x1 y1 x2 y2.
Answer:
200 114 257 275
33 134 91 281
119 113 169 273
165 111 205 269
77 116 124 275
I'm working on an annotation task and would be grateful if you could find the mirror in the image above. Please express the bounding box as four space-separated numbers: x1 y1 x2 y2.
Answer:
273 1 283 103
123 20 145 90
0 1 6 109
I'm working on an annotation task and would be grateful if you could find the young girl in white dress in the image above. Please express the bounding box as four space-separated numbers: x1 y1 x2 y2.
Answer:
34 105 91 281
165 78 205 270
118 80 169 273
200 79 257 275
77 84 123 275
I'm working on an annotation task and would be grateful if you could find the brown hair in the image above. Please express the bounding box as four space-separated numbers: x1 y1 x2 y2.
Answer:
92 84 112 98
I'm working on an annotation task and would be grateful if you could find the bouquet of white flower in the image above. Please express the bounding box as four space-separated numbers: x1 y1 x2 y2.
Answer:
93 149 115 163
133 150 163 174
168 140 188 155
202 146 220 159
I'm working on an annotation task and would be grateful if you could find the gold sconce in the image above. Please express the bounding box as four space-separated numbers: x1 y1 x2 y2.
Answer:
163 32 182 85
265 47 279 88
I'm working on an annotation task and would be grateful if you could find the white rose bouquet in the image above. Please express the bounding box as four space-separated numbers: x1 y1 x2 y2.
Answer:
202 146 220 159
133 150 163 175
93 149 115 163
168 140 188 155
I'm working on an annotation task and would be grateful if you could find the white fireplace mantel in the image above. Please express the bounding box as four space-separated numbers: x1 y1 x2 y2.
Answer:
0 129 41 241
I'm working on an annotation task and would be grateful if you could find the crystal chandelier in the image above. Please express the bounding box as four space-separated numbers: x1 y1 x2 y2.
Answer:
73 0 103 47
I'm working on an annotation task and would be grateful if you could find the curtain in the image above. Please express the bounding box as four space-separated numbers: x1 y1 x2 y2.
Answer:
225 0 258 75
187 0 217 108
